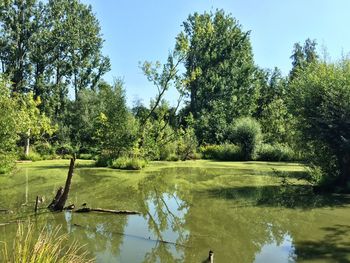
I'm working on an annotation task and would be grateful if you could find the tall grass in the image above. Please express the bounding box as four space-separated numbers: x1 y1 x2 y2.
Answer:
1 223 94 263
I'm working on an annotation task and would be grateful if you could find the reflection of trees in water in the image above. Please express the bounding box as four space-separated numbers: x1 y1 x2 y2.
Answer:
137 171 191 263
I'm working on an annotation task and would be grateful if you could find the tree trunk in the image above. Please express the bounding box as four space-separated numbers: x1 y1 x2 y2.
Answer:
24 129 30 156
52 157 75 211
338 153 350 189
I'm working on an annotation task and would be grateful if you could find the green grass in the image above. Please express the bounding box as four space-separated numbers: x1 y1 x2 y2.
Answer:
1 223 93 263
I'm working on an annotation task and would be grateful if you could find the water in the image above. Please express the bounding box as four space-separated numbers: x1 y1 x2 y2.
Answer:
1 160 350 262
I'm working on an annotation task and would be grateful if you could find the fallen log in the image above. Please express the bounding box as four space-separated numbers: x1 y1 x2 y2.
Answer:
74 207 141 215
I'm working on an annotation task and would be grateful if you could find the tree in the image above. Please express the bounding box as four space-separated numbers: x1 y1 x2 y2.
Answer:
95 81 138 159
0 0 110 119
176 10 259 144
17 92 56 156
0 0 37 93
289 38 318 80
0 76 19 172
290 60 350 191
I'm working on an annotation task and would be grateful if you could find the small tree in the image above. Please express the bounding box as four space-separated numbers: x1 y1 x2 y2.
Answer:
290 60 350 190
0 77 18 172
230 117 262 161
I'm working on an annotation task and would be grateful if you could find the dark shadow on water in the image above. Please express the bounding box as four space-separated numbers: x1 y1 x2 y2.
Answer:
295 224 350 262
205 184 350 209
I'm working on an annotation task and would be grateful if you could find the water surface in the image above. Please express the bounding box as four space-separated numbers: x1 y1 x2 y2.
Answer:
1 160 350 262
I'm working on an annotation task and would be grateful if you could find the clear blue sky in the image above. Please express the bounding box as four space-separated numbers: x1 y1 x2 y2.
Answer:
81 0 350 106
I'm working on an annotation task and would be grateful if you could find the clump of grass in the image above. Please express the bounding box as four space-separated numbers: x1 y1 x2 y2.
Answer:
111 156 147 170
1 223 94 263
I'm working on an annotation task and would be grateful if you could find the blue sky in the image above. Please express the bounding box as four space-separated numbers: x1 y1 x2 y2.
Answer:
81 0 350 106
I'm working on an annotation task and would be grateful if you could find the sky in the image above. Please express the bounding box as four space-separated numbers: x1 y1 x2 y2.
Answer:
81 0 350 106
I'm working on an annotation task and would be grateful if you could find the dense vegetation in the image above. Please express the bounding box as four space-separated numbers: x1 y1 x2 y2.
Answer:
0 2 349 192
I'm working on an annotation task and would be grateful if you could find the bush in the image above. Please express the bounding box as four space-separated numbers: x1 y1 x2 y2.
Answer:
200 144 243 161
111 157 147 170
34 142 54 156
19 151 42 162
95 153 112 167
159 142 176 161
229 117 262 160
256 144 295 162
0 153 16 174
78 153 94 160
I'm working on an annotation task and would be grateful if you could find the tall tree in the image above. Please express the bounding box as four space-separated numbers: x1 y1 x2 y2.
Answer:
289 38 318 80
0 0 37 92
176 10 259 144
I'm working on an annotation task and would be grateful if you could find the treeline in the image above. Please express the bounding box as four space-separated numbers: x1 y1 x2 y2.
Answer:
0 3 349 191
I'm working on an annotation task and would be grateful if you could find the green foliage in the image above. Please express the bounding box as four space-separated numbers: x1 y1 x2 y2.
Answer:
290 59 350 189
0 153 16 174
229 117 262 161
78 153 93 160
1 223 93 263
95 81 138 159
0 0 110 116
111 157 147 170
0 77 19 171
200 144 242 161
259 99 295 144
176 126 198 160
256 144 295 162
176 10 259 143
33 142 55 156
95 153 111 167
55 143 74 156
19 151 42 162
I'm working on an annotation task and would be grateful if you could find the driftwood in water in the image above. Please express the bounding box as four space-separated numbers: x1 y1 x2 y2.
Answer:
48 157 75 211
74 207 141 215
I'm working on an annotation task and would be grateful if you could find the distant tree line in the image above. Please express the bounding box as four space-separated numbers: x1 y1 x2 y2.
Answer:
0 3 349 192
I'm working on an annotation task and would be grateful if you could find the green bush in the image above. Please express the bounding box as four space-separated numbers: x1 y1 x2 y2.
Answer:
256 144 295 162
0 153 16 174
19 151 42 162
78 153 93 160
200 144 243 161
111 157 147 170
34 142 54 156
159 142 176 161
95 153 112 167
229 117 262 161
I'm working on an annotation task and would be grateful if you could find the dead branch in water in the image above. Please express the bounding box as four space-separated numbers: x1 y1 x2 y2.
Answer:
74 207 141 215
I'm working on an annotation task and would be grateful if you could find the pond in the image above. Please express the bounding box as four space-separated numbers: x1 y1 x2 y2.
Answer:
1 160 350 262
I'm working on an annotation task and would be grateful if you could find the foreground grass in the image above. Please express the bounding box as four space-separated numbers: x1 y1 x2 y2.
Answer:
1 223 93 263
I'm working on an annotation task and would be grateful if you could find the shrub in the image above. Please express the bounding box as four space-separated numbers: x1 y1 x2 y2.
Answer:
177 127 198 160
229 117 262 160
95 153 111 167
111 157 147 170
19 151 42 162
200 144 243 161
34 142 54 156
78 153 93 160
256 144 295 162
1 223 93 263
0 153 16 174
159 142 176 161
